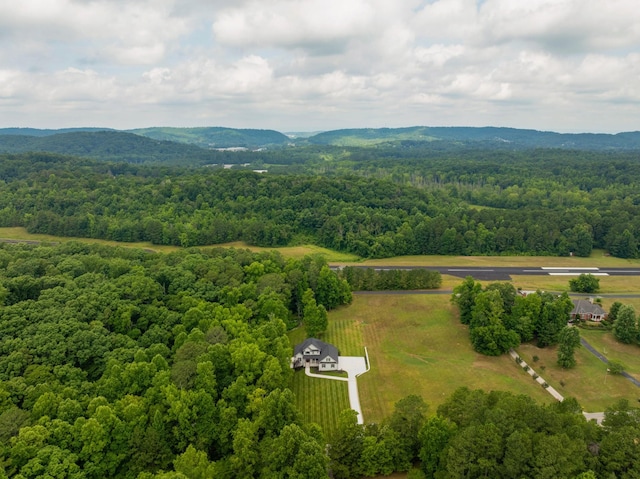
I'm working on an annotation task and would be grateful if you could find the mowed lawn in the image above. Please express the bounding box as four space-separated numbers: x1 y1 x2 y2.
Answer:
512 275 640 294
328 294 552 424
290 370 350 438
516 339 640 412
580 328 640 382
288 311 365 435
342 249 640 268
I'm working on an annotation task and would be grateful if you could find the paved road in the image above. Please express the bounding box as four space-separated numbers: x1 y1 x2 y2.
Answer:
580 337 640 388
305 356 368 425
335 265 640 281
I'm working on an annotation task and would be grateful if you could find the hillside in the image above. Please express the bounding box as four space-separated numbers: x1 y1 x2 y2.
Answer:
128 126 290 148
0 127 113 137
0 131 229 165
306 126 640 149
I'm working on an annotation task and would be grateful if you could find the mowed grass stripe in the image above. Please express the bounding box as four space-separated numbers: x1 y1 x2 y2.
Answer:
335 294 553 423
291 370 349 438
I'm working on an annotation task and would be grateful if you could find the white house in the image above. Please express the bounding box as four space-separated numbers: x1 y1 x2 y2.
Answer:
292 338 340 371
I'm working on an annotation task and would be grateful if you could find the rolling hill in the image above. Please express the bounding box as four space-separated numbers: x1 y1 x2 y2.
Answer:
0 131 222 165
128 126 290 148
305 126 640 149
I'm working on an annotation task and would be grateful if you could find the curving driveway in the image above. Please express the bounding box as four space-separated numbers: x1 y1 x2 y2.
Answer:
305 352 369 424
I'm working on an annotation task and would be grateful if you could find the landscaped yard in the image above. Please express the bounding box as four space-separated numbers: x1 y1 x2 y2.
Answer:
290 369 350 438
515 340 640 411
317 294 553 424
580 328 640 382
291 291 640 434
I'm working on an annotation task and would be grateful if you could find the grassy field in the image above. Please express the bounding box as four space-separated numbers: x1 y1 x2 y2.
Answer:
509 275 640 294
0 227 181 253
516 340 640 411
6 226 640 268
0 227 359 261
325 294 552 424
291 291 640 432
580 328 640 381
342 249 640 268
290 370 350 438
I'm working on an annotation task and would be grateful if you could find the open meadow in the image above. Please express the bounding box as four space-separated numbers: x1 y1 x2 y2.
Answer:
515 340 640 411
309 294 553 424
579 328 640 382
0 227 360 261
292 290 640 432
340 249 640 268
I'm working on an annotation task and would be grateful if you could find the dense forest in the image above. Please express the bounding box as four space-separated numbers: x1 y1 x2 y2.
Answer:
0 242 351 478
451 278 575 356
3 134 640 477
2 150 640 258
2 243 640 478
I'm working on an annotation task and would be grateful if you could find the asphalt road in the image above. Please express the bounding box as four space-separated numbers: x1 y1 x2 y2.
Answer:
337 265 640 281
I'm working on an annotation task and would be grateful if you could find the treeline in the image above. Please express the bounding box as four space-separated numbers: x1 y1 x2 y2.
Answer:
451 278 574 355
3 152 640 259
3 243 640 477
330 388 640 479
338 267 442 291
0 242 351 478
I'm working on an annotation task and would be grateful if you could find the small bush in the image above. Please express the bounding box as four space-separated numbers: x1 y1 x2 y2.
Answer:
533 355 539 362
608 360 625 375
540 365 546 371
560 380 566 387
515 356 522 364
542 382 549 388
532 373 539 380
523 365 530 372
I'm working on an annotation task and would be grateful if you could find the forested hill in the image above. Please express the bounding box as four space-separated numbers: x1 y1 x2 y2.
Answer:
129 126 290 148
305 126 640 149
3 150 640 259
0 127 113 136
4 126 640 152
0 131 235 166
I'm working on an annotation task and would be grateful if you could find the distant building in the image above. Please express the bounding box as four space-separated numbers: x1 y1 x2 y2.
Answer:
292 338 340 371
570 299 607 322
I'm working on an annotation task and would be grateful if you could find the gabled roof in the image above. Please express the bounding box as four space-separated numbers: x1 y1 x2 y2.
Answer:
571 299 606 316
294 338 339 362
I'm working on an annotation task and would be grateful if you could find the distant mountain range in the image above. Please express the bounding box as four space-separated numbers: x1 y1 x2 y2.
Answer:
305 126 640 149
1 126 639 165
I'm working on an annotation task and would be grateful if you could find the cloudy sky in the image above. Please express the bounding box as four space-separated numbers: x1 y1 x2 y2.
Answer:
1 0 639 132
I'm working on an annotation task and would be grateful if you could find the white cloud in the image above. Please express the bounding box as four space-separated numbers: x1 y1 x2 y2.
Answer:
477 0 640 53
0 0 639 131
213 0 377 50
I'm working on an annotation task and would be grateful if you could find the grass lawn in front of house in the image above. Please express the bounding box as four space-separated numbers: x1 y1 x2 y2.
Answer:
516 341 640 411
579 328 640 382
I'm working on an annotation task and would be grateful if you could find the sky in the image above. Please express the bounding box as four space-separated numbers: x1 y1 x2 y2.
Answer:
1 0 639 133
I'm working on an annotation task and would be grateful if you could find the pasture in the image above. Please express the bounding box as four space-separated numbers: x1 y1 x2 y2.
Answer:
292 290 640 432
515 340 640 412
311 294 552 424
345 249 640 268
579 328 640 382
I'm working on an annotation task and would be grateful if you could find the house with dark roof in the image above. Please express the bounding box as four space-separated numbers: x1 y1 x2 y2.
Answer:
570 299 607 322
292 338 340 371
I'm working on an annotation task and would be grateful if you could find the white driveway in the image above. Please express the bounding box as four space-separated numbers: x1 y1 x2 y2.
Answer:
304 351 369 424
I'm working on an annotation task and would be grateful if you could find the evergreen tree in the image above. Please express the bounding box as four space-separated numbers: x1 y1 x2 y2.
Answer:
557 326 580 368
613 304 637 344
451 276 482 325
303 288 328 338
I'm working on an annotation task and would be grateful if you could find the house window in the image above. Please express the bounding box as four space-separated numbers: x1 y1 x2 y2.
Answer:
331 364 335 369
